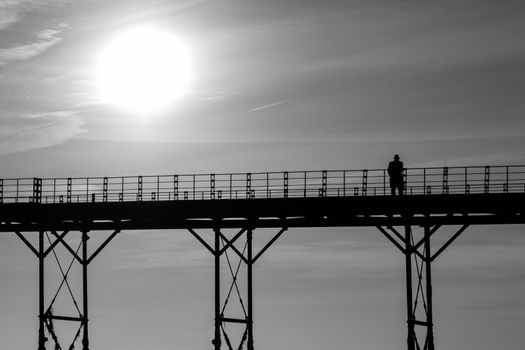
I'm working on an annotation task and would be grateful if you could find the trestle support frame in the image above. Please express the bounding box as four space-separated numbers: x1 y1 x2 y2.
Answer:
377 218 469 350
189 224 287 350
14 226 121 350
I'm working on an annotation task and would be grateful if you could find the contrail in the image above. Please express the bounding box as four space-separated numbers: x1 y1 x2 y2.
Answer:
248 99 292 112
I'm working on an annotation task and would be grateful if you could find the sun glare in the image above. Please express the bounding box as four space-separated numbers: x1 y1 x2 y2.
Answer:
96 27 192 113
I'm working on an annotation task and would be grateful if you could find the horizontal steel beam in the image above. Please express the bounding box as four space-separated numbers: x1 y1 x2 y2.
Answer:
44 314 84 322
221 317 249 324
1 214 524 232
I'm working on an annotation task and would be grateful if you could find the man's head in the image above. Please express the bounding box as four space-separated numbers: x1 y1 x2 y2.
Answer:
394 154 400 160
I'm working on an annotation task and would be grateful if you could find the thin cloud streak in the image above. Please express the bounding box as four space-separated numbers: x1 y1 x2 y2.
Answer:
247 99 292 112
0 7 19 30
0 0 70 30
0 110 84 156
0 26 68 65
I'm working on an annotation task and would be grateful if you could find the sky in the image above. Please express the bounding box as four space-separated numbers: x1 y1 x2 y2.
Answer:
0 0 524 349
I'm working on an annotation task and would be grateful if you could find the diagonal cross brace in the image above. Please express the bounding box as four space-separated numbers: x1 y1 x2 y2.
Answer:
86 229 121 264
51 231 83 265
187 227 215 255
376 226 406 254
387 225 406 243
221 238 248 317
14 230 71 258
253 227 287 263
431 224 469 261
45 233 83 317
219 228 247 256
412 225 441 252
14 231 40 257
44 230 70 257
218 231 248 264
51 229 121 265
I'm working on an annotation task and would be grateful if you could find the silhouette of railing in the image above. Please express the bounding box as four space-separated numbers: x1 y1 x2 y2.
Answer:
1 165 524 204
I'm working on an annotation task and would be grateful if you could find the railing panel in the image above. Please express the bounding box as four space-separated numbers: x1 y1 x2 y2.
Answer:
1 166 524 203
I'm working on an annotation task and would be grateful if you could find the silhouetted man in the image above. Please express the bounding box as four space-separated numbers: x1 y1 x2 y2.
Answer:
388 154 404 195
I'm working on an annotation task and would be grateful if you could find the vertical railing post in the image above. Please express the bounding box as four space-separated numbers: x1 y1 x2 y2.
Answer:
343 170 346 197
383 169 386 196
246 173 252 199
322 171 327 197
266 173 270 199
229 174 233 200
120 177 124 202
403 169 408 195
504 166 509 193
304 172 307 198
362 170 368 196
423 168 426 195
67 178 72 203
103 177 108 202
283 172 289 198
484 166 490 194
138 176 143 201
442 167 448 194
33 178 42 203
210 174 215 200
464 167 468 194
174 175 179 200
193 175 196 200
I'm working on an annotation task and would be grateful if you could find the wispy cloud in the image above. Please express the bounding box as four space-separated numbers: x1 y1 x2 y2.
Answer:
0 109 84 155
0 25 68 66
248 99 292 112
0 0 71 30
0 0 48 31
0 5 19 30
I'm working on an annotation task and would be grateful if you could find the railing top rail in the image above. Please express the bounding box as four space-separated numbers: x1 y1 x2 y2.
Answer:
1 164 523 182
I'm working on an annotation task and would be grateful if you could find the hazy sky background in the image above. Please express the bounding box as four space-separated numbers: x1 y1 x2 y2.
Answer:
0 0 524 349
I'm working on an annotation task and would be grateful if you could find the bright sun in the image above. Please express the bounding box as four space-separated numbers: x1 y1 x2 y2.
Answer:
96 27 192 113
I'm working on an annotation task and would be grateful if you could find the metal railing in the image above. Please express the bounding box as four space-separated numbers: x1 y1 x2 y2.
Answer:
0 165 524 204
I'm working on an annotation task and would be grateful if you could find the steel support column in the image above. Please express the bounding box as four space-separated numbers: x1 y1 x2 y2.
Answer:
247 228 254 350
82 230 90 350
213 228 221 350
405 225 415 350
38 230 46 350
424 226 435 350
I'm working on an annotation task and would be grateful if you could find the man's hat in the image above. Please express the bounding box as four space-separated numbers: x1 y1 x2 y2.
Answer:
394 154 400 160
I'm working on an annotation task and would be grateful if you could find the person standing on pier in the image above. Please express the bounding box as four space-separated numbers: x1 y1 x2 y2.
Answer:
388 154 404 195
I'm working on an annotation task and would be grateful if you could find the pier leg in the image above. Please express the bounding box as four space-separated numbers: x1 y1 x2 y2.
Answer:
405 225 416 350
213 228 221 350
82 231 90 350
38 230 46 350
424 226 435 350
247 228 254 350
192 226 285 350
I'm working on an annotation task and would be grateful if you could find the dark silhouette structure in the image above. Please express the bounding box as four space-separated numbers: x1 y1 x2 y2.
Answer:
0 165 524 350
388 154 404 195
